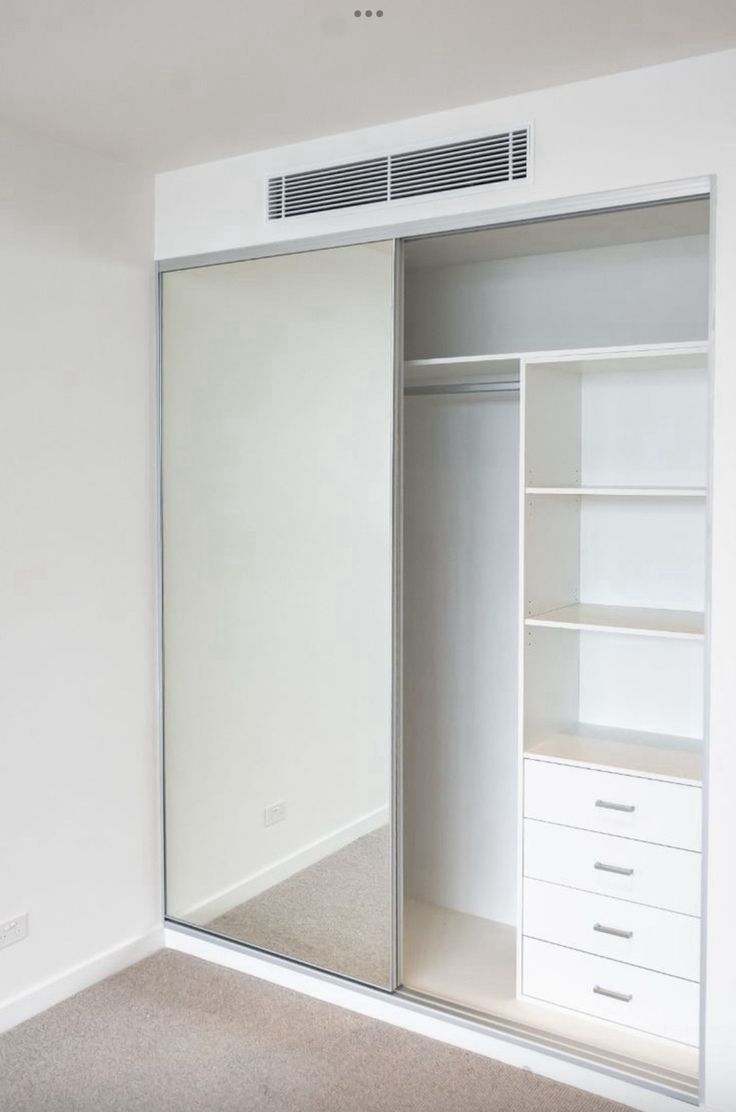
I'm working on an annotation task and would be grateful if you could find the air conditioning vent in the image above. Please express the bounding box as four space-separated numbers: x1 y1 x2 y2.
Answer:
270 156 389 219
267 127 530 220
391 129 528 200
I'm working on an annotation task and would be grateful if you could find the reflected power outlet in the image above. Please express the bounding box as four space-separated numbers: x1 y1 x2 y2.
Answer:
0 913 28 951
264 801 286 827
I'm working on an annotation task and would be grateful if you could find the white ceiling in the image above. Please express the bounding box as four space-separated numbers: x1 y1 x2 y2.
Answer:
1 1 736 173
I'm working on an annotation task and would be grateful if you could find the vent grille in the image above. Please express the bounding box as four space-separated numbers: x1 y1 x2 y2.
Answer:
391 129 528 200
268 156 389 219
267 127 529 220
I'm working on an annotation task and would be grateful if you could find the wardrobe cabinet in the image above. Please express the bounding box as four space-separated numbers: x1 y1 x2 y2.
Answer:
401 199 709 1096
162 196 710 1102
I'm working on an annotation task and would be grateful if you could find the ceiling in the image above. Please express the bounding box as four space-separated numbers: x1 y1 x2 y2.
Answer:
405 198 710 268
1 1 736 173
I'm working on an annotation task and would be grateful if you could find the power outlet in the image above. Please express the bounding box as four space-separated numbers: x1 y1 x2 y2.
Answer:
0 913 28 951
264 801 286 827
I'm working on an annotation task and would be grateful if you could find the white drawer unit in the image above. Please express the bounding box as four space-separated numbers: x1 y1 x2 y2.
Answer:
523 818 701 916
523 877 701 981
523 937 700 1046
524 758 702 851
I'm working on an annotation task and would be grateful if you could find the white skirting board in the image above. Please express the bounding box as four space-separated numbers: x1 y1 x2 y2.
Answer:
177 805 389 926
165 925 700 1112
0 927 164 1035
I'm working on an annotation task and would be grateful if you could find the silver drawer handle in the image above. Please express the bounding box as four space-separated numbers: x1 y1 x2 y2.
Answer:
594 861 634 876
595 799 636 813
594 923 634 939
593 985 633 1004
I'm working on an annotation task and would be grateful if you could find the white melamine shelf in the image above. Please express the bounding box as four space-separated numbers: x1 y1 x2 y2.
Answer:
405 342 707 386
526 345 708 376
404 353 520 386
524 723 703 785
525 603 705 640
525 486 706 498
405 353 520 369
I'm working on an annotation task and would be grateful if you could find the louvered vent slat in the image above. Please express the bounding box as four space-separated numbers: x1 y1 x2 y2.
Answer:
284 179 388 200
267 127 530 219
391 151 514 177
391 136 511 167
276 156 389 218
286 158 387 185
511 128 529 180
267 177 284 220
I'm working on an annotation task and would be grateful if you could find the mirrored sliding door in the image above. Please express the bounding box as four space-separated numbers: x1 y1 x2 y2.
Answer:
161 242 397 988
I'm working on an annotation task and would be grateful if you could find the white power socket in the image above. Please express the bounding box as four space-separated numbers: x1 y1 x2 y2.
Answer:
0 913 28 951
264 801 286 827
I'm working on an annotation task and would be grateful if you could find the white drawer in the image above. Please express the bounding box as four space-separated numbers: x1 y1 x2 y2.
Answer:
523 878 700 981
524 759 702 851
524 819 701 916
523 938 699 1045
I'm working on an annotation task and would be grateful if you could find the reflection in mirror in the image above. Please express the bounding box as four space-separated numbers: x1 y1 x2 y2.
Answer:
162 242 396 988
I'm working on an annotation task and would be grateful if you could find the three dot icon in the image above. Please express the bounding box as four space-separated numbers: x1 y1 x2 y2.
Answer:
354 9 384 16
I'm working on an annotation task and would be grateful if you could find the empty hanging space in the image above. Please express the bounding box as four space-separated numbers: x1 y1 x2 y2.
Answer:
401 353 521 1016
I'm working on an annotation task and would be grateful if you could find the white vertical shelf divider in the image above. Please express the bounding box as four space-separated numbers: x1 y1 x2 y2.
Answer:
514 355 529 1001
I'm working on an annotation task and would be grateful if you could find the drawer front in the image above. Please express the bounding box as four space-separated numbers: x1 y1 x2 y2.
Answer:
524 819 701 916
523 938 700 1046
524 759 702 851
523 878 700 981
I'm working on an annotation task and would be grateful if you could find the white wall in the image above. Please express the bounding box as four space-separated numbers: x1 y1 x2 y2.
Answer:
404 236 708 358
0 123 159 1023
155 49 736 1111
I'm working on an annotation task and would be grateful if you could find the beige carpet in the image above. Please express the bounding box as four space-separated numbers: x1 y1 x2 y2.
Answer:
0 950 633 1112
206 827 391 987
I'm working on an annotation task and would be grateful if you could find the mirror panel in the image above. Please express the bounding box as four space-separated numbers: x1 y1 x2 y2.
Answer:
162 242 396 988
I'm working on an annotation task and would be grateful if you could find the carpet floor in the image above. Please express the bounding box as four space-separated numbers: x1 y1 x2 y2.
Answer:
206 827 391 987
0 950 634 1112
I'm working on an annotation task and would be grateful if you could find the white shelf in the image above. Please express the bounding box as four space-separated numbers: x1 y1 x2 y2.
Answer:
405 343 707 388
524 723 703 785
526 486 706 498
525 346 708 375
525 602 705 640
404 354 520 387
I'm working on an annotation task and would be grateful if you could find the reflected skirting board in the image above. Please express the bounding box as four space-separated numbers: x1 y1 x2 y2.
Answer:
204 826 391 986
177 805 389 926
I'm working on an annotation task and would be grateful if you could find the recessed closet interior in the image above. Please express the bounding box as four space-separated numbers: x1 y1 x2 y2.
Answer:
400 199 709 1093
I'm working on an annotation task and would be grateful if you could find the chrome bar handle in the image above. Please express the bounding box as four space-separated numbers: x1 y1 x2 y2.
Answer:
595 799 636 813
593 985 633 1004
594 861 634 876
594 922 634 939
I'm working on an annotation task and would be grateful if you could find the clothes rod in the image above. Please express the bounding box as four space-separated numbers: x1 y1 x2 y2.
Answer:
404 380 520 396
